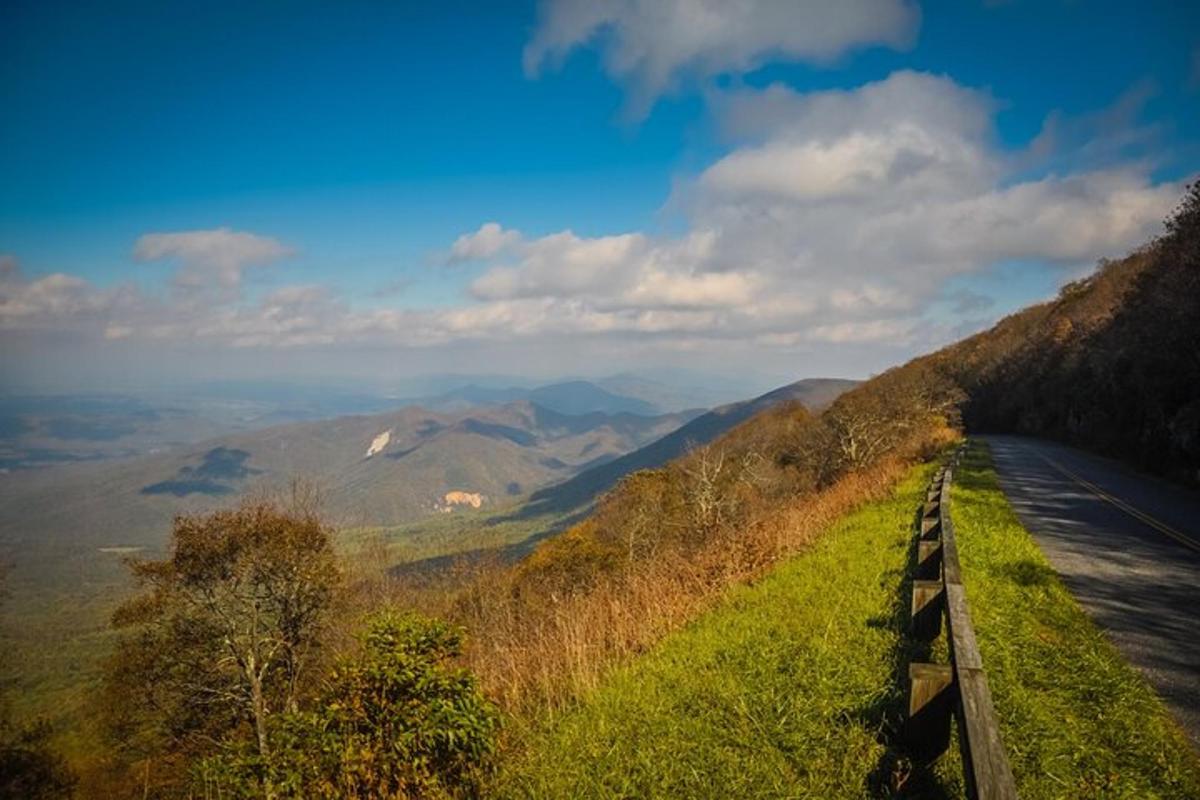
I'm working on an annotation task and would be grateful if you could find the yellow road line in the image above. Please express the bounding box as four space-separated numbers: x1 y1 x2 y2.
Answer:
1037 453 1200 555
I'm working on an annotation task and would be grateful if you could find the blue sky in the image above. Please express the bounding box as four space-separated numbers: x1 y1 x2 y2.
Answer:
1 0 1198 391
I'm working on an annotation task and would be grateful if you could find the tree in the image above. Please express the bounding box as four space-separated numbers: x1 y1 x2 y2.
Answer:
104 499 339 795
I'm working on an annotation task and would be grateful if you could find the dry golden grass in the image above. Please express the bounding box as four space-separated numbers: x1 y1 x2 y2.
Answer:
360 446 932 720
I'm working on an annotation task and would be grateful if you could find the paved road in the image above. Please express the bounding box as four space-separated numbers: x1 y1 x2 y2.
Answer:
981 435 1200 747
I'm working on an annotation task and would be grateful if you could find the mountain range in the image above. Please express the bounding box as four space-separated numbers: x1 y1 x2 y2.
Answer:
0 400 698 566
512 378 859 517
0 375 753 472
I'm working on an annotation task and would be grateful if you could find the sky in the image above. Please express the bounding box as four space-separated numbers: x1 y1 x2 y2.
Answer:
1 0 1198 393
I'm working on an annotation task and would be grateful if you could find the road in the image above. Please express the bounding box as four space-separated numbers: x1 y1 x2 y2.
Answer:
981 435 1200 747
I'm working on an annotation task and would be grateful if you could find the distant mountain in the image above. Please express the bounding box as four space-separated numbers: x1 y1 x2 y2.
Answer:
0 378 745 472
425 380 661 416
510 378 858 517
592 373 750 414
0 387 409 471
0 401 699 570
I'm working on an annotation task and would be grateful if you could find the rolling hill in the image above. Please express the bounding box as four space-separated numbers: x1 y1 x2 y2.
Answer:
510 377 859 517
0 401 699 567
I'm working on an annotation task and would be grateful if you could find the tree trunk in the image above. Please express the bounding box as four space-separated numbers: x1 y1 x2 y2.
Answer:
248 669 274 799
250 675 270 757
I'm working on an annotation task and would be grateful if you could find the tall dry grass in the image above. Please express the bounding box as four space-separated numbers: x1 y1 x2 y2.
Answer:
366 450 918 718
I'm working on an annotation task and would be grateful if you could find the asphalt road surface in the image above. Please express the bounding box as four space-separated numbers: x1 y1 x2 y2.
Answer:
981 435 1200 747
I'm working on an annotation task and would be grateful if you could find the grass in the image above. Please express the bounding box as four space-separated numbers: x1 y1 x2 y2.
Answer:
488 442 1200 799
491 460 963 799
952 440 1200 799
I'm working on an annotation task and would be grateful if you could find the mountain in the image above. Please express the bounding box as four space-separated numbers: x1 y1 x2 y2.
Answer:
593 373 752 414
0 378 748 474
0 386 413 471
510 378 859 517
0 401 699 556
425 380 661 416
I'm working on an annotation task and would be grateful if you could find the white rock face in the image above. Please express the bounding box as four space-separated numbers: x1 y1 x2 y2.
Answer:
365 429 392 458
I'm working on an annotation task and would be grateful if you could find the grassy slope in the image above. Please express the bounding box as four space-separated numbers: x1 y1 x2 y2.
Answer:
952 440 1200 799
493 461 961 799
492 444 1200 799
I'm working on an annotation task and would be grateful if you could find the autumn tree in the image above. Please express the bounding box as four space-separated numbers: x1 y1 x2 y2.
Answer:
104 499 339 795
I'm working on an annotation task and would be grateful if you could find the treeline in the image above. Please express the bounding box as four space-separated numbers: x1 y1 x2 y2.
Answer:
938 182 1200 483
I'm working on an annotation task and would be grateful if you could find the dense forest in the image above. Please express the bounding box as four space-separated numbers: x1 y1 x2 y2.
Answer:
939 182 1200 484
5 184 1197 798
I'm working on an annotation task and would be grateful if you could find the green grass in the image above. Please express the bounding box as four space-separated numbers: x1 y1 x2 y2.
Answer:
953 440 1200 799
492 461 963 799
491 444 1200 799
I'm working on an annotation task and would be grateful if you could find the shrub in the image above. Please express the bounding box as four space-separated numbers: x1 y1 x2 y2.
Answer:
201 611 499 799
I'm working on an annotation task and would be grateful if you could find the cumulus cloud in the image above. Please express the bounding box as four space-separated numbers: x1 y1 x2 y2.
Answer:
134 227 292 299
447 222 523 263
689 73 1177 283
0 73 1186 371
450 72 1180 349
524 0 919 114
469 228 760 311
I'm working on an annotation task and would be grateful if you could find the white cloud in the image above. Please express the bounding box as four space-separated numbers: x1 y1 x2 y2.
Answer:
447 222 522 263
0 258 126 329
471 230 647 301
452 72 1180 353
0 72 1186 380
687 72 1177 289
134 227 292 299
525 0 919 114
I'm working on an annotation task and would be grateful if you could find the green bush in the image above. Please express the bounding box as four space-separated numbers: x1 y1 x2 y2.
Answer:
200 611 499 799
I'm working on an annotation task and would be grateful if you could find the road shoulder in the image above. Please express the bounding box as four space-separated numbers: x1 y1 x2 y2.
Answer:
952 439 1200 797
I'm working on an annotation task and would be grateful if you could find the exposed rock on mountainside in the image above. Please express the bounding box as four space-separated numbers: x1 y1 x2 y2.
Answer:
365 430 392 458
439 491 486 511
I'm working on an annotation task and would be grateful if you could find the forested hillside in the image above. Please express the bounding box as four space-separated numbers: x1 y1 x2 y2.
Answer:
938 182 1200 483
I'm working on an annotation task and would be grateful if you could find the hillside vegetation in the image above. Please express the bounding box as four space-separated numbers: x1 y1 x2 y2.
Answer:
938 184 1200 484
493 461 960 799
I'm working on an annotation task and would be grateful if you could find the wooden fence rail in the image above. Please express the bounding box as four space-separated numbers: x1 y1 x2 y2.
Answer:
904 445 1018 799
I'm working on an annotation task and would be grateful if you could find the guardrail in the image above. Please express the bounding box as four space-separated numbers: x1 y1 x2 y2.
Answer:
904 445 1018 799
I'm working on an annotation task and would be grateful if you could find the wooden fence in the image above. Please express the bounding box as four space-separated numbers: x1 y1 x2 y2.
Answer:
904 446 1018 799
